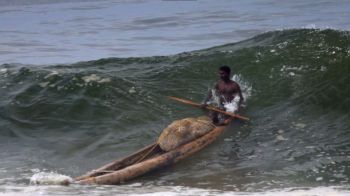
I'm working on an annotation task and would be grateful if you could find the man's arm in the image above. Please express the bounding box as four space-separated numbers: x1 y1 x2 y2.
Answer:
204 90 212 104
202 83 218 106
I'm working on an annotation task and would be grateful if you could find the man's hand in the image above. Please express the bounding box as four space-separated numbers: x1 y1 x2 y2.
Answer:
200 103 208 109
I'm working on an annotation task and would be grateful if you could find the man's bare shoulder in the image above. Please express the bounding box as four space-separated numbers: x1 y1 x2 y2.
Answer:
228 81 242 91
229 80 239 86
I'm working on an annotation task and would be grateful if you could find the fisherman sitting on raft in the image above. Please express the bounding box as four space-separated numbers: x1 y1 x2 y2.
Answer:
202 66 244 125
159 66 244 152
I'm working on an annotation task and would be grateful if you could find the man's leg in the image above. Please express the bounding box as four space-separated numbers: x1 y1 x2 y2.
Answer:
209 111 219 125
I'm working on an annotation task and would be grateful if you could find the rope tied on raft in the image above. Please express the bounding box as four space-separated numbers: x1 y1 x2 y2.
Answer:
134 143 159 164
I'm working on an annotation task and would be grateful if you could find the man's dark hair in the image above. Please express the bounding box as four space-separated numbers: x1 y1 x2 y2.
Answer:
219 66 231 75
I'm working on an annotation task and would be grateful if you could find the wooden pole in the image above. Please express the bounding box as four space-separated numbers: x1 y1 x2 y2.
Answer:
168 96 249 121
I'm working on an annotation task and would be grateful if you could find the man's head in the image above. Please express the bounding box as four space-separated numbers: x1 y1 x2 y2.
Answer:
219 66 231 80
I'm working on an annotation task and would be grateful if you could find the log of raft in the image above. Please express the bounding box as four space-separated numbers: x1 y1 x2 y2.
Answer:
75 124 228 185
74 143 160 182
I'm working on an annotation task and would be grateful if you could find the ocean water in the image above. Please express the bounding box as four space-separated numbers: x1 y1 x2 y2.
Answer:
2 0 350 64
1 0 350 195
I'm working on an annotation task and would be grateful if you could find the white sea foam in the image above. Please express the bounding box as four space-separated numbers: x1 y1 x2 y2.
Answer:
0 182 349 196
129 86 136 94
98 78 111 83
292 122 307 129
38 82 50 88
82 74 100 83
44 71 59 79
276 134 288 141
82 74 111 84
232 74 252 102
30 172 73 185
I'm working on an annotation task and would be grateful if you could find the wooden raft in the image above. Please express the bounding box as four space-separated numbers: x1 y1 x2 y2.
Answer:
75 124 227 185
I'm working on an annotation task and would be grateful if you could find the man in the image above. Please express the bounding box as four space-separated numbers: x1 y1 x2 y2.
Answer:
203 66 244 125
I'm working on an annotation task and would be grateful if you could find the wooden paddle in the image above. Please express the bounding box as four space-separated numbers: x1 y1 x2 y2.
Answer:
168 96 249 121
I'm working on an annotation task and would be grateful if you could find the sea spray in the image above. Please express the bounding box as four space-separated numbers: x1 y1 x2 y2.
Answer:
30 172 73 186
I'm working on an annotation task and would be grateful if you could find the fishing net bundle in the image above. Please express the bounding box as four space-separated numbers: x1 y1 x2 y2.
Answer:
157 116 215 151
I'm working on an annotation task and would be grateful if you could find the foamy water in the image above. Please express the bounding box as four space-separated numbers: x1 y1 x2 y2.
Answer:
30 172 73 185
1 183 349 196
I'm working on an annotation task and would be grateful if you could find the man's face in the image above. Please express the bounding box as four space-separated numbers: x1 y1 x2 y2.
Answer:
219 70 229 80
